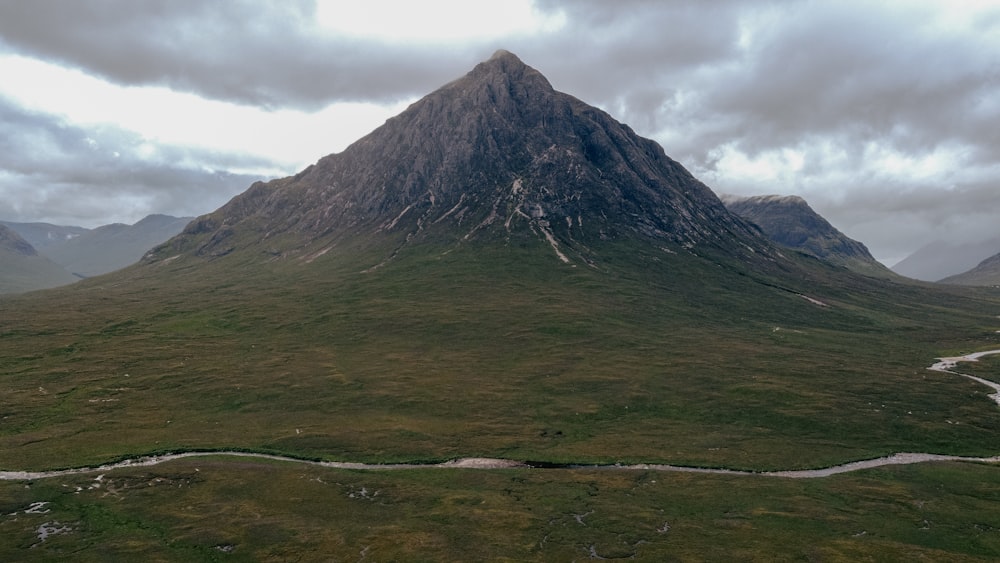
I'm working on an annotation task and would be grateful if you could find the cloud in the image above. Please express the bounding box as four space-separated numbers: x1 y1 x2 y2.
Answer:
0 0 478 109
0 96 269 226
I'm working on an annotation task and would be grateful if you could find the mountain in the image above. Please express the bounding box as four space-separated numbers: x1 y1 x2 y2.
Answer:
939 251 1000 286
152 50 770 267
6 214 192 278
0 220 89 251
891 237 1000 281
720 194 892 277
0 224 77 293
42 213 193 277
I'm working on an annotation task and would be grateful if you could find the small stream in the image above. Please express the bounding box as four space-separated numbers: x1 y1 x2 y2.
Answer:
928 349 1000 405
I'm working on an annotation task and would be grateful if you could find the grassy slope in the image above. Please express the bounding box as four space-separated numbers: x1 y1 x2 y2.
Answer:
4 234 1000 560
0 251 77 294
2 236 999 472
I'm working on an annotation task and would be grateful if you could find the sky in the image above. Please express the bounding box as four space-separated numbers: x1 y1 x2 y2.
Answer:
1 1 998 265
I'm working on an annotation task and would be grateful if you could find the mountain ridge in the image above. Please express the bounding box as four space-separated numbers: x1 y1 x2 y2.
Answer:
721 193 892 277
2 214 191 287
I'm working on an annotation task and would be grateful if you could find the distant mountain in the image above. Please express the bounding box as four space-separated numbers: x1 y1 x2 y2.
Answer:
0 221 89 251
891 238 1000 282
6 214 192 278
938 252 1000 286
0 224 77 293
153 50 770 267
720 194 892 277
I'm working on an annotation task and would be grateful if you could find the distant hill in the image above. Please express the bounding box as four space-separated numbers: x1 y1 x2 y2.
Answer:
0 224 78 293
0 221 90 251
939 252 1000 286
720 194 893 277
891 237 1000 282
5 214 192 278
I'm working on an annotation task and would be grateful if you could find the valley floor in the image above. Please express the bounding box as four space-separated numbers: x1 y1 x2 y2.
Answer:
4 350 1000 480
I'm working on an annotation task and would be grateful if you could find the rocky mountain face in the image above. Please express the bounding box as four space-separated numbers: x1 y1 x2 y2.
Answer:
939 251 1000 286
0 224 78 293
153 50 772 267
891 237 1000 282
721 194 892 277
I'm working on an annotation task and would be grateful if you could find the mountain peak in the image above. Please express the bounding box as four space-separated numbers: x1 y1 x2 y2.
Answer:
450 49 555 101
482 49 531 73
488 48 518 61
722 193 891 277
154 52 770 267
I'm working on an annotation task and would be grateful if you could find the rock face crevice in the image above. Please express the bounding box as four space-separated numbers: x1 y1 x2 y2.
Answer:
153 51 771 265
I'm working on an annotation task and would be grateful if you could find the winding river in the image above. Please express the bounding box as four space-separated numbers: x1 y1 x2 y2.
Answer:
3 350 1000 481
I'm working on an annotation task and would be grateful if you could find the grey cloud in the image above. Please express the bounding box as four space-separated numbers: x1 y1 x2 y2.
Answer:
524 1 999 168
0 97 270 225
0 0 477 109
816 179 1000 265
525 0 750 122
701 2 1000 158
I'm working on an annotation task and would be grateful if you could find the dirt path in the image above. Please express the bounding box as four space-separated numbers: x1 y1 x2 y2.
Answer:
4 351 1000 481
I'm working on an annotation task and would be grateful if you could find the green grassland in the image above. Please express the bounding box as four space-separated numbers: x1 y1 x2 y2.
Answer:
2 238 1000 471
3 234 1000 558
4 456 1000 561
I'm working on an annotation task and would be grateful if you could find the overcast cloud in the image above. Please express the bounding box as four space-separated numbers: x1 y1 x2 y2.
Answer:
0 95 264 225
0 0 998 265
